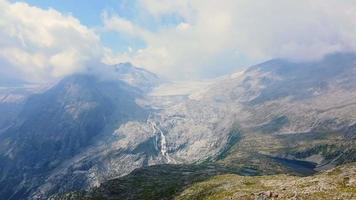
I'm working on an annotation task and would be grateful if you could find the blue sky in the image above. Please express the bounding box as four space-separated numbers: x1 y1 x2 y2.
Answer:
16 0 130 26
16 0 144 52
1 0 356 82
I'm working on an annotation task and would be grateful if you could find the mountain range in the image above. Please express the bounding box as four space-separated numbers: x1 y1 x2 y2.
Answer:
0 52 355 200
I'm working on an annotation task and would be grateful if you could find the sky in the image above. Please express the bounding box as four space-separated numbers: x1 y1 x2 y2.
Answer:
1 0 356 83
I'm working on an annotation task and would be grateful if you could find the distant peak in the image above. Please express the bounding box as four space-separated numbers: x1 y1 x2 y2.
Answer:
108 63 162 92
114 62 151 74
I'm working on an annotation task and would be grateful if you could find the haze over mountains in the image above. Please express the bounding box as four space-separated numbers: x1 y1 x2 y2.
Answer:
0 52 355 199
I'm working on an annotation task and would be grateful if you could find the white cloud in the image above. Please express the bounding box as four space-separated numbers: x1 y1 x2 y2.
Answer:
104 0 356 80
0 0 103 83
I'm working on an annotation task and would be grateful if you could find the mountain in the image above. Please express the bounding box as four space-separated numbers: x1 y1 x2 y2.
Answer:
0 62 166 200
0 53 356 199
0 62 160 135
0 75 147 200
214 53 356 169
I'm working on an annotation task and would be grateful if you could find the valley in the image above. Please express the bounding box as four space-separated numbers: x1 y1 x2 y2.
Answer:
0 53 355 199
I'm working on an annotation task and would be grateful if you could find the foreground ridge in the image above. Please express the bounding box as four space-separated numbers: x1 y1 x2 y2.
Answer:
53 163 356 200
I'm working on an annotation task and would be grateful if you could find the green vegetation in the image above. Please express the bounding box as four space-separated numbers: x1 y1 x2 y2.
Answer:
176 163 356 200
62 164 241 200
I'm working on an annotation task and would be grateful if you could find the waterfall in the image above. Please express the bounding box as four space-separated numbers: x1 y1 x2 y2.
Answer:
148 118 175 163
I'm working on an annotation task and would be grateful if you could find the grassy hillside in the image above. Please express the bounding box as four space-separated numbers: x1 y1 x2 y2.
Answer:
176 163 356 200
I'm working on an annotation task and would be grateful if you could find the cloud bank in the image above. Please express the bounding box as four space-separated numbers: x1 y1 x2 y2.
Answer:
0 0 356 83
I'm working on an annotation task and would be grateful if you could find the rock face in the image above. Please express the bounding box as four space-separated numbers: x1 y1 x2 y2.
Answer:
0 53 356 199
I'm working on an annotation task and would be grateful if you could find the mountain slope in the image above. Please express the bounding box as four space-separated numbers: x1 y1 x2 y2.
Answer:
136 52 356 167
0 75 147 200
